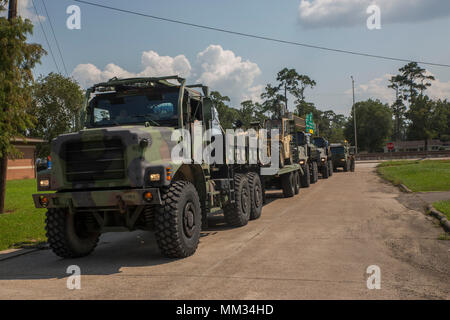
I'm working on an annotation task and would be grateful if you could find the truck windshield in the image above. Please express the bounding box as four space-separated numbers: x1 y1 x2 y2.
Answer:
297 132 305 144
88 91 179 127
313 137 326 148
331 147 345 154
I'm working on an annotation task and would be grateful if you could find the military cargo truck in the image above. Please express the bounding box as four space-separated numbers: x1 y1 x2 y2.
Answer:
312 136 333 179
263 118 294 167
33 76 302 259
296 131 321 187
330 143 355 172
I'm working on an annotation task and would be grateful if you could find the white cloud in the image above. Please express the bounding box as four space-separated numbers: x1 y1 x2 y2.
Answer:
72 63 135 88
298 0 450 28
72 45 262 106
346 72 450 104
72 51 191 88
138 51 192 78
18 0 46 22
195 45 261 104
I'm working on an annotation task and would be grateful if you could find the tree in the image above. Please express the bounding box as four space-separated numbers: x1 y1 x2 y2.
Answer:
388 75 407 141
276 68 302 114
396 62 434 104
292 75 316 107
406 96 449 151
210 91 237 129
344 99 392 152
238 100 266 128
0 6 45 213
260 84 285 119
29 73 84 157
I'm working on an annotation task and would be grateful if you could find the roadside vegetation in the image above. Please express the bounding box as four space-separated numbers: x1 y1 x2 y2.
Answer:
433 200 450 220
377 160 450 192
0 179 46 251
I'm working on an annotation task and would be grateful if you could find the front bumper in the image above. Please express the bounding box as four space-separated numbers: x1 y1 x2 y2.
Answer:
32 188 162 209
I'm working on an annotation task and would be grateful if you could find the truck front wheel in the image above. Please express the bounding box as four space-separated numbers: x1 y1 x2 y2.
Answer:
45 209 100 258
224 174 251 227
281 172 295 198
247 172 263 220
322 161 330 179
328 160 333 176
155 181 202 258
311 162 319 184
294 171 301 195
300 164 310 188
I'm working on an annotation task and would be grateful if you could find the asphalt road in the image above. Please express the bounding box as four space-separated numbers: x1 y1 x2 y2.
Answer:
0 163 449 299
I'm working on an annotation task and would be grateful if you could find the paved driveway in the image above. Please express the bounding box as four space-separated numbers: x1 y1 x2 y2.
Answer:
0 163 449 299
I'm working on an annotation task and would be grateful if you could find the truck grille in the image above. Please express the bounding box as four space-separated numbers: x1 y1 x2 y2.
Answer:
64 138 125 182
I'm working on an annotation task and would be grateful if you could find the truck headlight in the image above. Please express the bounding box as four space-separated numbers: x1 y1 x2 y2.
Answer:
321 158 326 162
299 160 305 165
150 173 161 182
39 179 50 187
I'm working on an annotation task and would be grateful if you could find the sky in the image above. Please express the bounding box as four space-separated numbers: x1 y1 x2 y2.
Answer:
11 0 450 116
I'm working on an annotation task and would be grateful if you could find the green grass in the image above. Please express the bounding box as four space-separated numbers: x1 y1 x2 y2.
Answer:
377 160 450 192
0 179 47 251
433 200 450 220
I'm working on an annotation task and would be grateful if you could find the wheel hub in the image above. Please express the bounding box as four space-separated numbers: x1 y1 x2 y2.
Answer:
254 185 262 208
183 202 196 238
242 188 249 213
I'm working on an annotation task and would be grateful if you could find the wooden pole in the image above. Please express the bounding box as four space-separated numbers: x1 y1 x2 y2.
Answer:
8 0 17 20
0 0 18 213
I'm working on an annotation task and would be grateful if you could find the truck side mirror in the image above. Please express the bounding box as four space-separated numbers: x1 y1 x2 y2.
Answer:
36 159 48 172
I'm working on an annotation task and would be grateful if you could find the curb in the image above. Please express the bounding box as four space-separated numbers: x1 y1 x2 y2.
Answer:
427 205 450 233
399 184 413 193
0 248 40 262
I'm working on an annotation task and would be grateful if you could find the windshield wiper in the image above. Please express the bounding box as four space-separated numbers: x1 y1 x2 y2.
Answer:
133 115 160 126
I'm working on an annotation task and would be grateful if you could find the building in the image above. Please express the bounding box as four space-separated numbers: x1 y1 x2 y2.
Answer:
383 139 450 153
6 137 44 180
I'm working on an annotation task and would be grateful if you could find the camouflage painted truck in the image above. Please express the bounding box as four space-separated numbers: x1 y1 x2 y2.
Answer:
33 76 302 259
296 131 321 187
312 136 333 179
330 143 355 172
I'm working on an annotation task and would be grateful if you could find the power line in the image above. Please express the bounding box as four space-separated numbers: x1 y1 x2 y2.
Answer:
31 0 61 74
41 0 68 76
72 0 450 68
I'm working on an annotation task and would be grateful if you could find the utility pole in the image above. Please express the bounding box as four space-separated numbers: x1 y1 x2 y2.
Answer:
351 76 358 154
8 0 17 19
0 0 18 214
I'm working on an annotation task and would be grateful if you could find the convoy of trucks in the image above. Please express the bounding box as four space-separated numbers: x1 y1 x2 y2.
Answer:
32 76 355 259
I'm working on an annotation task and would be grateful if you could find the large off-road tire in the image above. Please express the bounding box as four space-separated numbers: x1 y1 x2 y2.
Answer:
328 160 333 177
155 181 202 258
247 172 263 220
322 161 330 179
45 209 100 258
224 173 251 227
344 160 349 172
300 163 311 188
294 170 301 195
281 172 295 198
311 162 319 184
351 159 355 172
